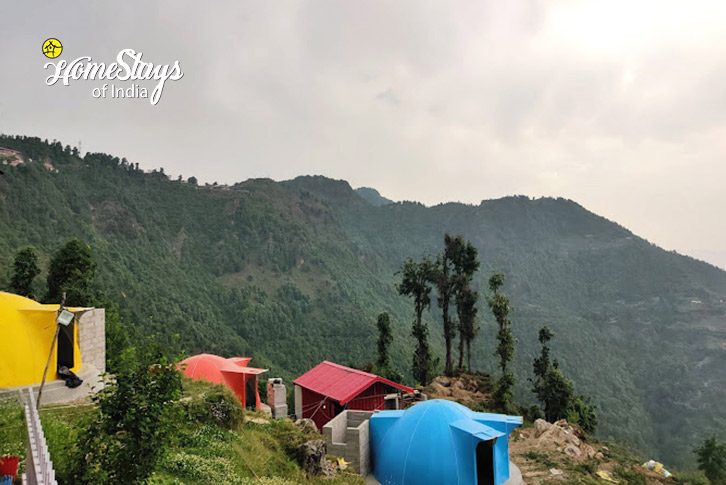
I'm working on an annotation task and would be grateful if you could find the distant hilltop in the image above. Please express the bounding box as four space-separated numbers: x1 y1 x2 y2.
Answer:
355 187 394 206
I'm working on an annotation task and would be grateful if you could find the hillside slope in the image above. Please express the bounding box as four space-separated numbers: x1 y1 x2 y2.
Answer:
1 136 725 466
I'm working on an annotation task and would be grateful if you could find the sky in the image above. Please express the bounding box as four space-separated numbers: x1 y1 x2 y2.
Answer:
1 1 725 269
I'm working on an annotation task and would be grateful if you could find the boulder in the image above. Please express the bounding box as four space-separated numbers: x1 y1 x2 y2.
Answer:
429 381 449 395
295 418 318 435
564 432 581 447
436 376 452 387
299 439 327 475
564 444 582 457
534 419 551 438
583 445 597 458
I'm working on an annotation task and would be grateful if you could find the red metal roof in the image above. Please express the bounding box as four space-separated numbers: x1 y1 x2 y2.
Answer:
293 361 415 405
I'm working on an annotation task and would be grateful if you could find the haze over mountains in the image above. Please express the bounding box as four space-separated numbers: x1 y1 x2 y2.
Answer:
1 135 725 467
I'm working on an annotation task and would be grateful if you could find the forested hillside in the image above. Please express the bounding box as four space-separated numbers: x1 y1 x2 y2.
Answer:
1 135 725 467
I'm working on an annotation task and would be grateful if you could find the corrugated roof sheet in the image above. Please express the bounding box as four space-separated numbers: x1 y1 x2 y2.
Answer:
293 361 415 405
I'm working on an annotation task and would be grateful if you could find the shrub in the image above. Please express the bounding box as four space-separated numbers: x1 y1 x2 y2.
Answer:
69 342 183 484
184 387 244 430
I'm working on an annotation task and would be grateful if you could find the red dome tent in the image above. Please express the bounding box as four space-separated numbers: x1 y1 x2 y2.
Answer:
180 353 267 409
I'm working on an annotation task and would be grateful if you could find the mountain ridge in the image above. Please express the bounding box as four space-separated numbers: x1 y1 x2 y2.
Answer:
1 135 725 467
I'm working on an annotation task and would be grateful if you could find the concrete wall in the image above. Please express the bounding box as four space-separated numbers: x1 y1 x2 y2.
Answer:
77 308 105 374
323 410 373 476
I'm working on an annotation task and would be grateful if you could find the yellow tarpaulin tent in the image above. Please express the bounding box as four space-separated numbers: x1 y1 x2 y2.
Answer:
0 291 86 388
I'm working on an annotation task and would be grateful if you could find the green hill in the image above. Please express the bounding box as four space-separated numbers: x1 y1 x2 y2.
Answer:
1 135 725 467
354 187 394 206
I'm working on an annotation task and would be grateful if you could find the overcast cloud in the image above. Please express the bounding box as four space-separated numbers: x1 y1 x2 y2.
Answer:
1 1 725 268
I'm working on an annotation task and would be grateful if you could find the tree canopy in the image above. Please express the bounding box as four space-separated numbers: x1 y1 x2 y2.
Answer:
9 245 39 298
45 238 97 306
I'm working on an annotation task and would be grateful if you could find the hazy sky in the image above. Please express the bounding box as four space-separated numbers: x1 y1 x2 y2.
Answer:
2 1 725 268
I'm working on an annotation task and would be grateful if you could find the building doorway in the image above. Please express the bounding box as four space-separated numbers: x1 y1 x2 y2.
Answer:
476 439 495 485
57 323 75 370
245 375 257 408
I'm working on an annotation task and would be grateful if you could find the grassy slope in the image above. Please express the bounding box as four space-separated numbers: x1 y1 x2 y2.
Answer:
34 380 364 485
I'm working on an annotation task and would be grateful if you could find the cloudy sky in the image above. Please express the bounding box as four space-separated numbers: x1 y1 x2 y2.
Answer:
1 1 725 268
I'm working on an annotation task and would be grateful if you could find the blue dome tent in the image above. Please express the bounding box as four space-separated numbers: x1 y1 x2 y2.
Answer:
370 400 522 485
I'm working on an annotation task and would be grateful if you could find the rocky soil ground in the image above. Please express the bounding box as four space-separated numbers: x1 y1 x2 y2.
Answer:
424 373 675 484
510 419 672 484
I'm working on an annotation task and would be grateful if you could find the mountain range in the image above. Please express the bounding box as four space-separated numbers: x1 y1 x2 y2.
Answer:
1 135 725 467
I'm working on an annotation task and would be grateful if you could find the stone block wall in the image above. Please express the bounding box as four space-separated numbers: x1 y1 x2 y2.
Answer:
323 410 373 476
76 308 106 374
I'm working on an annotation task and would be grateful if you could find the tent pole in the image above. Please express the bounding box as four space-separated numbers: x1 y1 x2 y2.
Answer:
37 292 65 408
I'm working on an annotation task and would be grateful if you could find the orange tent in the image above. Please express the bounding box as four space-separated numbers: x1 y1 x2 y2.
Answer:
179 353 267 409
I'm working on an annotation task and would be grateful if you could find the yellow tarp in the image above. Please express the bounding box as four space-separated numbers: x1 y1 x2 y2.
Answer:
0 291 84 388
596 470 619 483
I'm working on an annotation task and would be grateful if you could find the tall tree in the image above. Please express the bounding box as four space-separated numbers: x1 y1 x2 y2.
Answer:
46 238 97 306
9 246 40 298
435 234 480 375
487 272 516 411
456 285 478 371
435 234 457 376
452 239 480 371
376 312 393 370
397 257 437 386
533 326 554 386
532 326 597 433
694 436 726 484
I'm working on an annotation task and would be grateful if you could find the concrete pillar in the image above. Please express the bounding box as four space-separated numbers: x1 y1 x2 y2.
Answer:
295 384 303 419
267 378 288 418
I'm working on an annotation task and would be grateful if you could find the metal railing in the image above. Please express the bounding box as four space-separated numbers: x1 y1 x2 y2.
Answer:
21 388 57 485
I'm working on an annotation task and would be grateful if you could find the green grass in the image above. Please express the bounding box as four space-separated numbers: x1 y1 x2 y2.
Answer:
39 403 94 482
613 465 647 484
522 450 558 469
0 394 25 458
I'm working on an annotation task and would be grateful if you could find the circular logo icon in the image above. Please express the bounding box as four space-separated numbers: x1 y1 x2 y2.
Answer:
42 38 63 59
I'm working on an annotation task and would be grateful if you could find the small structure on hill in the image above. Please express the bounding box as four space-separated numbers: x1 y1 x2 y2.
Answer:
293 361 415 429
370 400 522 485
267 378 287 418
0 291 105 404
179 353 267 409
323 410 373 476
